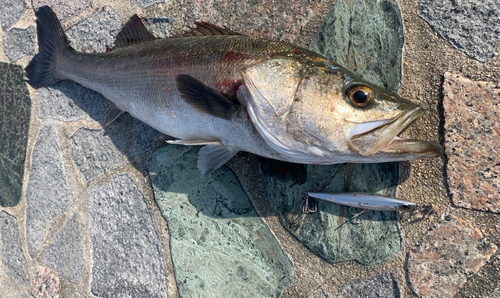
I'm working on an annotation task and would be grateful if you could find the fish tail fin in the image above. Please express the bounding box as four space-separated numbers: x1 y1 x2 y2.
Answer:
25 6 73 88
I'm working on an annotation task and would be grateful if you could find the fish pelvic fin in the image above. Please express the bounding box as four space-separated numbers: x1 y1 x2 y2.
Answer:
25 6 73 88
103 102 124 127
167 139 222 146
197 145 238 176
176 74 237 120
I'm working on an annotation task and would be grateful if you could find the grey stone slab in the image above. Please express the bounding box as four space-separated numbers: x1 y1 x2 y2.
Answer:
263 162 401 265
142 17 174 38
26 124 73 258
0 211 28 285
337 271 400 298
309 0 404 92
148 146 294 298
3 26 36 62
134 0 166 9
418 0 500 62
66 7 122 52
0 0 26 30
33 0 92 20
0 62 31 207
42 214 84 283
131 120 160 157
70 127 127 182
37 82 106 122
88 174 167 298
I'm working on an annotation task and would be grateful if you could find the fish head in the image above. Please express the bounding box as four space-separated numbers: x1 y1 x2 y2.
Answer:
240 55 443 164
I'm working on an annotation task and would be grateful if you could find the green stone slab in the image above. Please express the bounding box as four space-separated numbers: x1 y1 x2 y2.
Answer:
264 163 401 265
0 63 31 207
309 0 404 92
148 146 293 298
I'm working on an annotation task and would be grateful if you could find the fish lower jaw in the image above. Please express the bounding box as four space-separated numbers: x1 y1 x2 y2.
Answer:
379 138 443 157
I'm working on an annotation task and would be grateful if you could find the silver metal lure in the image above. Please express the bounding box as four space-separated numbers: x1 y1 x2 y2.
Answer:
306 192 417 211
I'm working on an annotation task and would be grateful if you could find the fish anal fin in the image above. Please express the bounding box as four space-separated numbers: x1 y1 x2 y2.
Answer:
176 74 236 120
114 15 156 48
174 22 241 37
197 145 238 176
104 102 124 126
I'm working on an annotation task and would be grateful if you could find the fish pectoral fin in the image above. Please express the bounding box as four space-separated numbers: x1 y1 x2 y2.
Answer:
114 15 156 48
166 139 222 146
103 102 124 127
176 74 236 120
197 145 239 176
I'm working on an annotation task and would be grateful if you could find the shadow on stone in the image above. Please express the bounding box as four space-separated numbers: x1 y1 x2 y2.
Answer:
147 145 294 297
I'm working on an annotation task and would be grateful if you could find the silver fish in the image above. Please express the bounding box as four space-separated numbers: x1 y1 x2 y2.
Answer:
25 6 443 175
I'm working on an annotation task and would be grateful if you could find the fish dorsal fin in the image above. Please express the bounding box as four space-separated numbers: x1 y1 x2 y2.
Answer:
176 22 241 37
176 74 236 120
114 15 156 47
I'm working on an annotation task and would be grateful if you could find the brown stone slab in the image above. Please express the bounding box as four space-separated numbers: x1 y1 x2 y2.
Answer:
407 215 497 298
443 72 500 213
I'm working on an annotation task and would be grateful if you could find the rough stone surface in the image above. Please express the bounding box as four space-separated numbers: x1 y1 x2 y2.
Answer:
88 174 167 298
188 0 321 44
0 211 29 286
71 292 86 298
492 291 500 298
134 0 166 9
26 125 73 258
443 73 500 213
143 17 174 38
309 0 404 92
31 266 60 298
418 0 500 62
0 62 31 207
337 271 401 298
37 82 107 122
148 146 294 298
42 215 84 283
3 26 36 62
407 215 498 298
70 127 127 182
33 0 92 20
72 292 86 298
66 7 122 52
131 119 160 157
0 0 26 30
263 162 401 265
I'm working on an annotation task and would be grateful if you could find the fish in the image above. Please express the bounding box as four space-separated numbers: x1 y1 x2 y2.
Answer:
306 192 417 211
25 6 443 175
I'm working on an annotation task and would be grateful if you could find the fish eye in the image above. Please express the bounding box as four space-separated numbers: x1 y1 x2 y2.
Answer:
346 85 374 108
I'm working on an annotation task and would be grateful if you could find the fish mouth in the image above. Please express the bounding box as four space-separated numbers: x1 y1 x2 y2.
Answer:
347 107 443 157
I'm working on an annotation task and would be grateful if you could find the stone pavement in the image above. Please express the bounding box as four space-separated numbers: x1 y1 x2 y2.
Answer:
0 0 499 297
